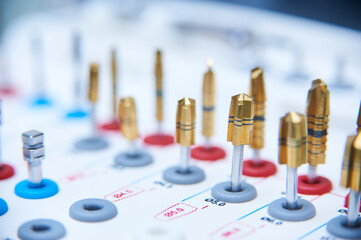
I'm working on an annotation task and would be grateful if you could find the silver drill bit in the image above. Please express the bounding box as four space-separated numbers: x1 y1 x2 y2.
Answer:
22 130 45 188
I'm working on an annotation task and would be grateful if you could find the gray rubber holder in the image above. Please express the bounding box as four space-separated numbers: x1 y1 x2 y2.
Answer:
267 198 316 221
18 219 66 240
211 181 257 203
69 198 117 222
74 137 109 150
114 150 153 167
327 216 361 239
162 165 205 184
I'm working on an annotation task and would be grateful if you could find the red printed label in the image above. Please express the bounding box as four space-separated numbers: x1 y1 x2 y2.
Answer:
58 169 108 184
210 222 256 239
104 185 145 202
154 203 197 221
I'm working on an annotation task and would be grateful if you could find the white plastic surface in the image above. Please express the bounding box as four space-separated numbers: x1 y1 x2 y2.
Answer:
0 1 361 239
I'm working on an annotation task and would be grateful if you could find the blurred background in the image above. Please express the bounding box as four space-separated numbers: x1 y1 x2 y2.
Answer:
0 0 360 136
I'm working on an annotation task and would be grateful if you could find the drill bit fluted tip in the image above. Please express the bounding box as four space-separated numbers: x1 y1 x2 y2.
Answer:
88 63 99 103
249 67 266 103
118 97 138 141
341 133 361 192
155 49 163 122
357 102 361 133
176 97 196 147
111 49 117 117
307 79 329 116
306 79 330 166
202 59 215 138
249 67 266 149
279 111 307 168
227 93 254 146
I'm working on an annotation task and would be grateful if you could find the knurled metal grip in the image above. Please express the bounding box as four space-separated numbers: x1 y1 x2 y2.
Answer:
22 130 45 163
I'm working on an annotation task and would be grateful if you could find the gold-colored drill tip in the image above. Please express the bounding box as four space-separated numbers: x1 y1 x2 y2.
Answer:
88 63 99 103
249 67 266 149
118 97 138 141
176 97 196 147
227 94 254 146
155 50 163 123
306 79 330 166
341 132 361 192
111 49 117 117
202 58 215 139
357 102 361 133
279 111 307 168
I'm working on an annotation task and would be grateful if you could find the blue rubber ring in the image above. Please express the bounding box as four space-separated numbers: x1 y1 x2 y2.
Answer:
162 165 205 184
0 198 8 216
75 137 109 150
15 179 59 199
69 198 118 222
267 198 316 222
31 97 53 107
18 219 66 240
211 181 257 203
65 109 88 119
327 216 361 239
114 151 153 167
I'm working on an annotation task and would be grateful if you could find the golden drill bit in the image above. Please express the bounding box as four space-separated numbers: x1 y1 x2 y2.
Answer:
111 49 117 118
88 63 99 103
176 97 196 147
357 103 361 133
341 133 361 192
118 97 138 141
306 79 330 166
279 111 307 168
202 59 215 139
227 94 254 146
155 50 163 123
249 67 266 149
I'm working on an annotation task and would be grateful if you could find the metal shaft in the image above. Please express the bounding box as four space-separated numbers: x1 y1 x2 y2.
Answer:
32 38 46 96
180 146 190 173
231 145 244 192
27 161 42 188
252 149 261 165
307 165 318 184
347 190 361 227
157 121 162 135
204 137 211 150
91 104 97 135
286 166 298 209
128 140 138 156
73 35 81 108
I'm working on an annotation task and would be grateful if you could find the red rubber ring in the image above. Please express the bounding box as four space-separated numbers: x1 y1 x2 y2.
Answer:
243 159 277 177
344 193 361 212
99 119 120 132
191 146 226 161
0 164 15 180
143 134 174 146
297 175 332 195
0 86 17 97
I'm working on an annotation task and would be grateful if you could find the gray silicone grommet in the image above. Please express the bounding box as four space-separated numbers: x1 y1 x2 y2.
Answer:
18 219 66 240
134 223 185 240
326 216 361 239
114 151 153 167
162 166 205 184
267 198 316 221
211 181 257 203
69 198 117 222
74 137 109 150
